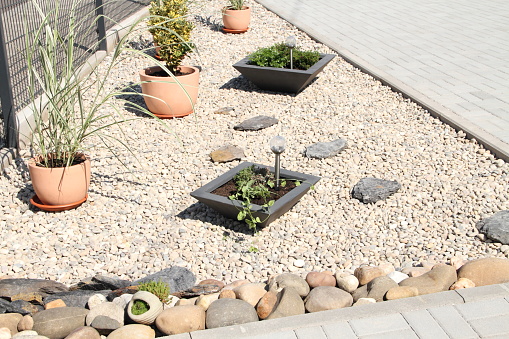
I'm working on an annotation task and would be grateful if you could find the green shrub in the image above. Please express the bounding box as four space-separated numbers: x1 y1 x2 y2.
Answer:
131 300 150 315
148 0 194 74
247 43 320 70
138 280 171 304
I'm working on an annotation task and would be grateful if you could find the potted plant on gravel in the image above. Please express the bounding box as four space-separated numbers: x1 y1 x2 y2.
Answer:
233 39 335 93
25 0 174 211
128 280 170 325
191 162 320 229
140 0 199 118
222 0 251 33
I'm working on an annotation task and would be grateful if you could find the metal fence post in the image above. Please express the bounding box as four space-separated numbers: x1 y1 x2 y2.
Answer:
95 0 107 51
0 12 17 149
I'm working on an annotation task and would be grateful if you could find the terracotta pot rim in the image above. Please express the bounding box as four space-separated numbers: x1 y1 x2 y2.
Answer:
140 65 200 78
223 6 250 11
28 153 90 169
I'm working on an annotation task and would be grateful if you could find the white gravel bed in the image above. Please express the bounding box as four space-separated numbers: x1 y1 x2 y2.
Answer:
1 0 509 285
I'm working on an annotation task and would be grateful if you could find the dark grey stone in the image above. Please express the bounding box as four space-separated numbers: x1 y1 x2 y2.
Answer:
0 298 10 314
71 275 131 291
0 279 68 300
477 210 509 244
134 266 196 294
44 290 111 308
305 139 347 159
206 298 258 329
7 299 43 315
90 315 121 336
352 177 401 203
234 115 278 131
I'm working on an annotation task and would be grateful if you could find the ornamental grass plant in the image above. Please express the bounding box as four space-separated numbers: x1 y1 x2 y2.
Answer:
25 0 175 169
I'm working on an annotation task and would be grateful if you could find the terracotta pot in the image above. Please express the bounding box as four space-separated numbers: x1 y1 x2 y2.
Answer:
222 7 251 31
28 153 91 206
128 291 164 325
140 65 199 118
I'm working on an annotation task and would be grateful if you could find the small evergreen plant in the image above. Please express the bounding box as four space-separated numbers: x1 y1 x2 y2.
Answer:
247 43 320 70
148 0 194 74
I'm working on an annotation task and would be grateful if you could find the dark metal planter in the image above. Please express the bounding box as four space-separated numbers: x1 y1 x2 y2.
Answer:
232 53 335 93
190 162 320 227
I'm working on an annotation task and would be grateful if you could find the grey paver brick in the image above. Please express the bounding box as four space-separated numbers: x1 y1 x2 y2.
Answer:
244 331 298 339
295 326 327 339
349 314 410 336
468 314 509 338
427 305 479 338
455 298 509 321
402 309 449 339
321 322 357 339
358 329 419 339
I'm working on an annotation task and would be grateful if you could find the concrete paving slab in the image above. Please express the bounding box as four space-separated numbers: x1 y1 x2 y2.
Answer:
456 298 509 320
402 309 449 339
427 305 479 338
469 314 509 338
256 0 509 160
321 322 357 339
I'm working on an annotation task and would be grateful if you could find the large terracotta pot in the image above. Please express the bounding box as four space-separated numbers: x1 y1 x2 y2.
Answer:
28 153 91 206
140 66 200 118
222 7 251 31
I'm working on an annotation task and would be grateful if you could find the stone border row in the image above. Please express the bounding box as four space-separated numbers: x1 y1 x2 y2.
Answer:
162 283 509 338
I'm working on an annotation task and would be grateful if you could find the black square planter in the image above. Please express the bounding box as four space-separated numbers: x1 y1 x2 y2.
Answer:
190 162 320 227
232 53 335 93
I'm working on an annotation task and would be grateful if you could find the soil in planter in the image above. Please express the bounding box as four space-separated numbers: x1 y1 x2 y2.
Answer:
212 178 297 206
148 69 191 77
36 154 86 168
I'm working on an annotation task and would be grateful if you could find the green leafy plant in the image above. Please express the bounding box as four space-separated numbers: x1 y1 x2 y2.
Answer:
227 0 245 10
148 0 195 74
247 43 320 70
25 0 173 169
131 300 150 315
248 245 259 253
229 165 276 231
138 280 171 304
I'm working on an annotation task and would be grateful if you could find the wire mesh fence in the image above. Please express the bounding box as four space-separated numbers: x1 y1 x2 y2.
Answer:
0 0 149 149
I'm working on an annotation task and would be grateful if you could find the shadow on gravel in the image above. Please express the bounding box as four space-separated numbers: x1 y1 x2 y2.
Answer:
116 83 152 118
194 15 222 32
177 202 255 236
220 75 318 96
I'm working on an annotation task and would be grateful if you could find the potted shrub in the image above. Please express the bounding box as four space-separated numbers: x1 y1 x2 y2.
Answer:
191 162 320 229
222 0 251 33
25 0 171 211
141 0 199 118
233 41 335 93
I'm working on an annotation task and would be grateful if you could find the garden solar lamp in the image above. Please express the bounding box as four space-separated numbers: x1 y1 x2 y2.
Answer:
285 36 297 69
270 136 286 188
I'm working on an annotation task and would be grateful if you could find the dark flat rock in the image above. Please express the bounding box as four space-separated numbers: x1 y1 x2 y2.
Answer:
477 210 509 244
44 290 111 308
305 139 347 159
134 266 196 294
0 279 68 300
234 115 278 131
352 177 401 203
174 284 222 298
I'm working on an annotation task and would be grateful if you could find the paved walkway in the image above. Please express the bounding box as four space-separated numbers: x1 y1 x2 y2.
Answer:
256 0 509 160
166 283 509 338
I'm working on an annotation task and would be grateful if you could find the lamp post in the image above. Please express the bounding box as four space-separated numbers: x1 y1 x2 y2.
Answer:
270 136 286 188
285 36 296 69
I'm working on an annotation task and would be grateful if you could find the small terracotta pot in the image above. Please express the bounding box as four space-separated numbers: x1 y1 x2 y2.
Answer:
128 291 164 325
140 65 200 118
222 7 251 31
28 153 91 206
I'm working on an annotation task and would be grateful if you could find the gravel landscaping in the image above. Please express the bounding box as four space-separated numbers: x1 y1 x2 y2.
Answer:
1 0 509 287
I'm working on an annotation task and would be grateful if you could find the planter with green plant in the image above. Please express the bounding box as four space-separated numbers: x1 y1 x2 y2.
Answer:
25 0 174 211
233 40 335 93
222 0 251 33
191 162 320 229
141 0 199 118
128 280 170 325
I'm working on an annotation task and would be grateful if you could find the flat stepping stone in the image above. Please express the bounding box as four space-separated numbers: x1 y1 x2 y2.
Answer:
305 139 347 159
210 145 245 163
214 107 234 115
234 115 278 131
352 177 401 203
477 210 509 244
